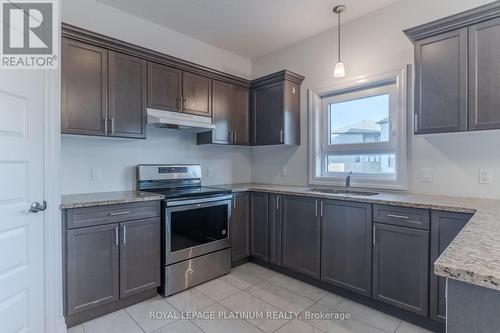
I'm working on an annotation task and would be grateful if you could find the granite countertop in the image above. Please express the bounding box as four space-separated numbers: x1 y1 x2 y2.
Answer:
214 183 500 291
60 191 164 209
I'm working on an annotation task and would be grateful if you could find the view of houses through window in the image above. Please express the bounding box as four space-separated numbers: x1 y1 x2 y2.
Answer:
327 94 395 175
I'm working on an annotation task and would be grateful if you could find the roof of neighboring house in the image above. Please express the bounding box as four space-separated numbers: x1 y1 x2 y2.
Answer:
332 120 381 135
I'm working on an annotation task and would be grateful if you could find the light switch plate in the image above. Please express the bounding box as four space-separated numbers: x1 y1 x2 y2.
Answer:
206 167 213 177
421 168 432 183
281 166 287 177
479 169 493 184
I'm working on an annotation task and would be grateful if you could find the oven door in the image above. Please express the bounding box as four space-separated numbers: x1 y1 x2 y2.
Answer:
165 195 232 265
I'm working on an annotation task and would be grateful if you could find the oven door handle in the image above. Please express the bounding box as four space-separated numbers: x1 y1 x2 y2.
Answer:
166 194 233 207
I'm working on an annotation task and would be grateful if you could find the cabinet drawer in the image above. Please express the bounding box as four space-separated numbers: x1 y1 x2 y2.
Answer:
65 201 161 229
373 205 430 230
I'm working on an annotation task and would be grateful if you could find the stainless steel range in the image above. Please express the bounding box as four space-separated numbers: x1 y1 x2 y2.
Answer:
137 164 232 296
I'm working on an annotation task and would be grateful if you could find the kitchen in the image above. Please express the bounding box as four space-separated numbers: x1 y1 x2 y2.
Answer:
2 0 500 333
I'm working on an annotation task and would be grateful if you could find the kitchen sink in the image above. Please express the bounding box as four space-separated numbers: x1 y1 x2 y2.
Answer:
308 188 379 196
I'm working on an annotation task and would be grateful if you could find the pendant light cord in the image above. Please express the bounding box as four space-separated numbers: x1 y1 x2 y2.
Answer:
337 11 341 62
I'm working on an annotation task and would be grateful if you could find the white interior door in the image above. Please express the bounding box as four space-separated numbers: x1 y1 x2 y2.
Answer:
0 70 46 332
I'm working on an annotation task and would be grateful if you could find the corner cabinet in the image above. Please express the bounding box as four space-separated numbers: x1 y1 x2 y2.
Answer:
62 38 147 139
430 211 472 322
197 81 250 145
250 70 304 146
405 2 500 134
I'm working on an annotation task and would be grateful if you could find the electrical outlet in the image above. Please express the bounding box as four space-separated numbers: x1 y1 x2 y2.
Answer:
91 167 103 181
479 169 493 184
421 168 433 183
206 167 213 177
281 166 287 177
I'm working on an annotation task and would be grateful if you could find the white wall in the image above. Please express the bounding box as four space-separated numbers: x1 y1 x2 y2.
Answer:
61 0 252 194
251 0 500 199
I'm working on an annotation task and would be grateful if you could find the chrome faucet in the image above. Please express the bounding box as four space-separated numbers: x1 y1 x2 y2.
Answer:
345 172 353 191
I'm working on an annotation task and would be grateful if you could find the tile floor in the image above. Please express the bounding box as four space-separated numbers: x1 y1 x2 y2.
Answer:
68 263 433 333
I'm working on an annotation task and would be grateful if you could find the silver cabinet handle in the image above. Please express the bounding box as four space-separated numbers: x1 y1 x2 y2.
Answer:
228 131 232 143
110 117 114 133
103 117 108 133
233 197 236 209
108 211 131 216
414 113 418 132
114 226 119 246
387 214 409 219
315 200 318 217
29 201 47 213
183 97 187 110
233 131 236 143
373 225 376 245
280 130 284 143
320 201 324 217
276 196 280 211
122 226 127 245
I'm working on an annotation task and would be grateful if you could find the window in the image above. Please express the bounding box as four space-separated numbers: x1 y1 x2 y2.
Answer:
309 68 408 190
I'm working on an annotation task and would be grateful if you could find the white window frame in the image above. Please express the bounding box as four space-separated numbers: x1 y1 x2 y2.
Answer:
308 66 409 190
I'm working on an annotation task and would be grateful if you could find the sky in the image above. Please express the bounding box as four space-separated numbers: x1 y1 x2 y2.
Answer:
329 94 389 131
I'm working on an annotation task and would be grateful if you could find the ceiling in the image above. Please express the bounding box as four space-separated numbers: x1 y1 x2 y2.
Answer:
98 0 400 59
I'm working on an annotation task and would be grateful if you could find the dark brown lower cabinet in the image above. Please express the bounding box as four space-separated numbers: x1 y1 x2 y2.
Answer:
269 194 282 266
373 223 429 316
119 218 161 298
250 192 269 262
430 211 472 322
231 193 250 262
63 202 161 324
282 195 321 279
66 224 119 315
321 200 372 296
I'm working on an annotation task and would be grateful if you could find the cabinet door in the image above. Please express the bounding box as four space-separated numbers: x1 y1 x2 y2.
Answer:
282 196 320 278
66 224 119 315
373 223 429 316
182 72 211 117
231 193 250 262
469 17 500 130
430 211 471 322
269 194 282 266
283 81 300 145
414 28 467 134
120 218 161 298
62 38 107 136
212 80 232 144
251 82 284 145
108 51 147 138
321 200 372 296
147 62 182 112
250 192 269 262
231 86 250 145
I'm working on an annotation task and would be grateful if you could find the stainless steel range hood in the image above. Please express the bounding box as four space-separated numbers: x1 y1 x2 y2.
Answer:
147 108 215 131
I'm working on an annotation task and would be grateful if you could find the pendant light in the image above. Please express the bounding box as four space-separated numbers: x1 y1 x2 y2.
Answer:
333 5 346 78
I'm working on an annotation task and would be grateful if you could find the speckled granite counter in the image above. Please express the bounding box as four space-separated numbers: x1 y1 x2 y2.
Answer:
214 183 500 291
60 191 164 209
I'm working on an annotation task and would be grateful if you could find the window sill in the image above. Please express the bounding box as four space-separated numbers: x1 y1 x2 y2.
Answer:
309 177 408 191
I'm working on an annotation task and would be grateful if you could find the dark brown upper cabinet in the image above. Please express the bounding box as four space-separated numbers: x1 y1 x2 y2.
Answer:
108 51 147 138
147 62 182 112
62 37 108 136
182 71 212 117
413 29 468 134
468 17 500 130
251 70 304 146
405 2 500 134
197 81 250 145
62 38 146 139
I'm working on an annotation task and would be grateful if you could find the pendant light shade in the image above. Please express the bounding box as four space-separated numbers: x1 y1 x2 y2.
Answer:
334 61 345 78
333 5 346 78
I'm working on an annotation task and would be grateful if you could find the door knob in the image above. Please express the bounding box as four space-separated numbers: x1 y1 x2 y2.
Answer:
29 201 47 213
